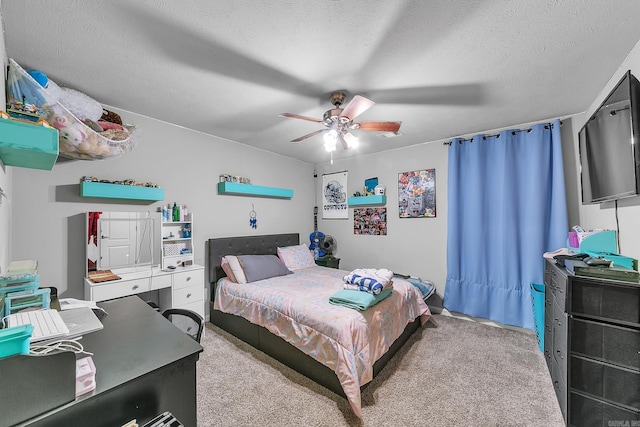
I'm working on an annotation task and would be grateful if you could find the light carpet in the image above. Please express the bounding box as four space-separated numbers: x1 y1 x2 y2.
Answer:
196 314 565 426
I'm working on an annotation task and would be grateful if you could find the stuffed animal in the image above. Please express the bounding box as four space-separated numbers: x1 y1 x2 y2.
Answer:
100 109 123 125
27 69 103 122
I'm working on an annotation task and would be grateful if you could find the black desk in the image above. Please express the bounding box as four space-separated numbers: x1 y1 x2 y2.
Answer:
13 296 203 427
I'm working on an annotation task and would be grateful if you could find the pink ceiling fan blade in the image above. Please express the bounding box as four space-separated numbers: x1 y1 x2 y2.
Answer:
339 95 375 120
279 113 323 123
290 129 328 142
356 121 402 132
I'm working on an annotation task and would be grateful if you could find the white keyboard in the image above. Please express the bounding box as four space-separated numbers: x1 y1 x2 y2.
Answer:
6 309 70 342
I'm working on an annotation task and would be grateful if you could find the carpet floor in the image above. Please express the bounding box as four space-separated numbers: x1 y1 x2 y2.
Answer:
196 314 565 426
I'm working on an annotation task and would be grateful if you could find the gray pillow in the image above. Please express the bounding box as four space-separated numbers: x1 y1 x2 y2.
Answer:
237 255 292 283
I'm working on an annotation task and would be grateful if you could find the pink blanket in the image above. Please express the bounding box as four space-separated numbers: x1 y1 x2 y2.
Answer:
213 266 430 417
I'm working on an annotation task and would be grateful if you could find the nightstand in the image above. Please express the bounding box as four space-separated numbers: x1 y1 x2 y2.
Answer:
315 256 340 269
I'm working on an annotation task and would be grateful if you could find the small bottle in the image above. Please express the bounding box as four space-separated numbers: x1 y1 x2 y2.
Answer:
179 205 185 222
172 202 178 222
182 205 189 221
161 205 167 222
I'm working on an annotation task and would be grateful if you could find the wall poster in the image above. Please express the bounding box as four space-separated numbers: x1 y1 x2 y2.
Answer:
322 171 348 219
354 207 387 235
398 169 436 218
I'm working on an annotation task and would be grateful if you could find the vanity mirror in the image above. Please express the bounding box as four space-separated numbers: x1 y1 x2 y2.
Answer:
86 211 159 273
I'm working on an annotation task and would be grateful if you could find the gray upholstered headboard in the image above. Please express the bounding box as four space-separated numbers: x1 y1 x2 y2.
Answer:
207 233 300 284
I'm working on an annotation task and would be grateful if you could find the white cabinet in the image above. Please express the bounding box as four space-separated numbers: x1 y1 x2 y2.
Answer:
159 266 205 318
84 265 205 318
161 215 194 270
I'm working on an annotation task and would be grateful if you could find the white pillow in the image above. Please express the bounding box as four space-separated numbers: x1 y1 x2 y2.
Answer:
222 256 247 284
220 257 238 283
277 244 316 271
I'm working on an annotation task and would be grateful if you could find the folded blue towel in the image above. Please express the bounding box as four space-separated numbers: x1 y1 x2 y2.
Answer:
328 288 393 311
406 278 435 301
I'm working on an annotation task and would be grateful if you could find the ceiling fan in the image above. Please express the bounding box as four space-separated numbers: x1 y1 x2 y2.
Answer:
279 91 402 152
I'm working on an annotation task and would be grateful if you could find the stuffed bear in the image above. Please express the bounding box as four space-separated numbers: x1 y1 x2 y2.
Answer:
100 109 123 125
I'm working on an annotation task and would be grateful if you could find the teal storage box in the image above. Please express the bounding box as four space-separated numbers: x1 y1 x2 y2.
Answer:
4 288 50 316
530 283 545 352
0 117 59 170
0 324 33 358
567 230 617 253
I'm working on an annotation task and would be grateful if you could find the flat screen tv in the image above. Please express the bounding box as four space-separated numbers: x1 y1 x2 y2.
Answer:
578 70 640 204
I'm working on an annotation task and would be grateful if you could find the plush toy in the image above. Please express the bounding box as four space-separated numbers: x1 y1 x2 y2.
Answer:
27 69 103 122
100 109 123 125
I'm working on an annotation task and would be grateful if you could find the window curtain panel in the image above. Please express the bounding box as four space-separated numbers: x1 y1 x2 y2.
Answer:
443 119 568 330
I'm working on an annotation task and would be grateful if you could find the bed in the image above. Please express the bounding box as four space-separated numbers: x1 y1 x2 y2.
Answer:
207 233 430 417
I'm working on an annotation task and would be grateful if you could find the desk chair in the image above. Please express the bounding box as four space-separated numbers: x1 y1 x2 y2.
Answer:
161 308 204 343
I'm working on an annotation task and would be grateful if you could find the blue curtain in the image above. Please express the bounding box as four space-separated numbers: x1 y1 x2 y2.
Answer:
443 119 568 330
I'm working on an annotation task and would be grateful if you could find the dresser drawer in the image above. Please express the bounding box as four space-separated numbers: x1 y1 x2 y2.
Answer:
173 284 204 307
173 269 204 290
552 298 568 382
571 318 640 371
570 279 640 327
91 277 150 302
570 355 640 411
569 391 640 427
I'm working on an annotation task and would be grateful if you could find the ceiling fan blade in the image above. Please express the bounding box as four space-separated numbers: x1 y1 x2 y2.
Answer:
339 95 375 120
279 113 324 123
337 133 350 150
290 129 327 143
356 121 402 132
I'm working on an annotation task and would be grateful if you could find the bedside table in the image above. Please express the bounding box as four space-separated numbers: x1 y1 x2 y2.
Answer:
315 256 340 269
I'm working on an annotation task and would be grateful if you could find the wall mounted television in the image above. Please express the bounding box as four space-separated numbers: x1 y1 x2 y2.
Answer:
578 70 640 204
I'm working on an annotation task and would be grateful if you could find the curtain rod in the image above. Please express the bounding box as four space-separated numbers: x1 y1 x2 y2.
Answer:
442 120 563 146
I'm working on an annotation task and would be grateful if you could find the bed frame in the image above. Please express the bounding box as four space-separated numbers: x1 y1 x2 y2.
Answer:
207 233 421 398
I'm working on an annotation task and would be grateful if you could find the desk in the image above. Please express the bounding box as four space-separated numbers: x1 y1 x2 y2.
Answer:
13 296 203 427
84 264 205 318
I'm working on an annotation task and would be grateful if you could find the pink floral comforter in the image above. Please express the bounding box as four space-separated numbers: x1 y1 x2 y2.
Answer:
213 265 431 417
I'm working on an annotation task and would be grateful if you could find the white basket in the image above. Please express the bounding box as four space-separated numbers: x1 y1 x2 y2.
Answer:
164 243 186 257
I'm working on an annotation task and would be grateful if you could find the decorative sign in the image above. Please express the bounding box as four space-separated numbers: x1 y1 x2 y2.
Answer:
398 169 436 218
354 207 387 235
322 171 348 219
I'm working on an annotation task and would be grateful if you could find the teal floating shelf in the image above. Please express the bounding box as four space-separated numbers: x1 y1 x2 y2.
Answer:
0 118 59 170
80 181 165 201
217 182 293 199
348 195 387 207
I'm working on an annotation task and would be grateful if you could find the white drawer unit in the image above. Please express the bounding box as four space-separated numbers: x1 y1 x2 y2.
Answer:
86 277 151 302
85 266 204 318
160 265 205 318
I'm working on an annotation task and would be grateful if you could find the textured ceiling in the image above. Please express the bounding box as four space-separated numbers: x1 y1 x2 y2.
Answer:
3 0 640 164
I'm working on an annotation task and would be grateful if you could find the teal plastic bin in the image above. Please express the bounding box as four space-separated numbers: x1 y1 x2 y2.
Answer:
0 324 33 358
530 283 545 352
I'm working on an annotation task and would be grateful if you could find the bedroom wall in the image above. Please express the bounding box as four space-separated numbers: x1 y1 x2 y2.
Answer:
9 106 315 302
0 3 11 274
572 38 640 261
315 117 578 301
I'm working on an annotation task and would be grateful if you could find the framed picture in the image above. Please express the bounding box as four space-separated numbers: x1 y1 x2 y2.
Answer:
398 169 436 218
322 171 348 219
354 207 387 235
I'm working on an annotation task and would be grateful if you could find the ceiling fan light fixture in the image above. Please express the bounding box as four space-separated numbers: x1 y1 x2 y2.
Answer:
324 130 338 152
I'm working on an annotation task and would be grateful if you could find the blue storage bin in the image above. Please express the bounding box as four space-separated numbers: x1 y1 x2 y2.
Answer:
0 324 33 358
530 283 545 352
